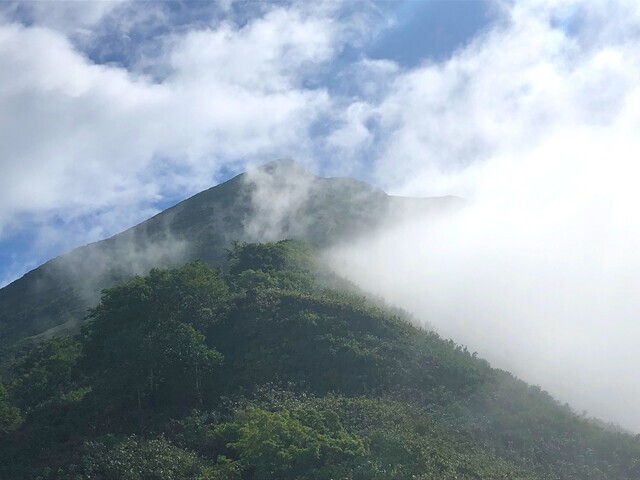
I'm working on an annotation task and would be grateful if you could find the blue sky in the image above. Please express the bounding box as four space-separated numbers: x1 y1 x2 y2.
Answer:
0 0 499 286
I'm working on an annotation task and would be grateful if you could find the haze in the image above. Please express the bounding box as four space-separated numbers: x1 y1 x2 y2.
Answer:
325 1 640 430
327 131 640 430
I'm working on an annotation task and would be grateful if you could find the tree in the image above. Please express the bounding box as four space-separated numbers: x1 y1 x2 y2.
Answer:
9 336 82 412
81 262 228 419
69 435 205 480
0 383 21 438
216 407 367 480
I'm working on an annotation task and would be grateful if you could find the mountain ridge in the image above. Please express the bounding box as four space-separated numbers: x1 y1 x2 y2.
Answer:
0 160 459 348
2 161 640 479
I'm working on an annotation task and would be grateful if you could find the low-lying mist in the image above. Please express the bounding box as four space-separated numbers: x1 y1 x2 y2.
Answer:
325 130 640 432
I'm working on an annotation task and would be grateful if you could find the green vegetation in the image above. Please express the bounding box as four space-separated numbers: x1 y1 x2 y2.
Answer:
1 240 639 479
0 160 410 348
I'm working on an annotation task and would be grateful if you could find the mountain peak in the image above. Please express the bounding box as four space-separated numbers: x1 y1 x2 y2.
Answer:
0 162 459 345
252 158 316 178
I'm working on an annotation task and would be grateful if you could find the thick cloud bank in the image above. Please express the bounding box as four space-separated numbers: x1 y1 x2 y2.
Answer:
327 0 640 431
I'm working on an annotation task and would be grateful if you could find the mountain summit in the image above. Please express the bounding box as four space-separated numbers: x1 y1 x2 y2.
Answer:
0 160 458 347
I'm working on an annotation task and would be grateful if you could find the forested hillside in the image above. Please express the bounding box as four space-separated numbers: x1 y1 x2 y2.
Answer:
1 241 639 479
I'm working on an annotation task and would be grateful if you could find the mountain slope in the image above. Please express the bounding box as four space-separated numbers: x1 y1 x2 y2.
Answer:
1 241 638 479
0 160 459 348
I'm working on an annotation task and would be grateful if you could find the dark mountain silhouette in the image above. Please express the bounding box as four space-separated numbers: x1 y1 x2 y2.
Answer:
0 159 459 348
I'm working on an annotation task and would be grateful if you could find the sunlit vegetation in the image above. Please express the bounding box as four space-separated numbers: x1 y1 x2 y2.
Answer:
1 240 639 479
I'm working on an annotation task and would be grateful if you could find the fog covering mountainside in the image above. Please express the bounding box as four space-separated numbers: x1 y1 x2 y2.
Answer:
1 162 640 478
0 160 458 350
1 240 640 479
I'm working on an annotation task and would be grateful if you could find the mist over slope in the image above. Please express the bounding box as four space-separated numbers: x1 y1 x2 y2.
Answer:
2 157 637 434
0 160 456 347
2 240 640 479
326 169 640 432
317 0 640 433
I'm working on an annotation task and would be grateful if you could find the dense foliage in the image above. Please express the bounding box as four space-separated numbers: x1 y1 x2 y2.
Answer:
1 240 639 479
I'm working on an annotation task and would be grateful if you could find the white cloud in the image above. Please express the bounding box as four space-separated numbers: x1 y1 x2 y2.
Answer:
327 0 640 431
326 101 373 154
168 8 336 91
0 5 340 251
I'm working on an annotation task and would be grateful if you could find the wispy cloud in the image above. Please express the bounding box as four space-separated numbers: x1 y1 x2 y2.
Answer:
0 2 361 269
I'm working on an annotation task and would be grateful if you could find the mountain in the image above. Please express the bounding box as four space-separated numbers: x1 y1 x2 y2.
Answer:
1 240 639 479
0 160 459 350
1 163 640 479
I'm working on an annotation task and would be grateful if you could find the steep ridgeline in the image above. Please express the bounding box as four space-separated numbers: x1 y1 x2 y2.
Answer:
0 160 459 349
